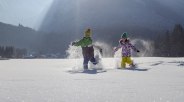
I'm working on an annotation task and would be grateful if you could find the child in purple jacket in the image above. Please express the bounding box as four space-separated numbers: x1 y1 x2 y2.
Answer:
114 32 140 68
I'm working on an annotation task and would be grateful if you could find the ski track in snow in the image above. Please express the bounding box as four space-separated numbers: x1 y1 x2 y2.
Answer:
0 57 184 102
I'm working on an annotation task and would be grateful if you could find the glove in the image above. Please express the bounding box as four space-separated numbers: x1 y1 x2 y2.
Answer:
113 47 117 51
137 50 140 52
71 42 76 46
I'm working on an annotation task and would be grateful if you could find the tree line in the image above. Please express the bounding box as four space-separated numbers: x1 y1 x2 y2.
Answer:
154 24 184 57
0 46 27 58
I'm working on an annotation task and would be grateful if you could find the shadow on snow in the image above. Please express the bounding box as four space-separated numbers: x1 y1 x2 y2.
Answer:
67 69 107 74
117 68 150 71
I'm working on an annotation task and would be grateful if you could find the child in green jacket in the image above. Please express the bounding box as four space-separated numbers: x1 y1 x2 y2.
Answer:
72 28 102 69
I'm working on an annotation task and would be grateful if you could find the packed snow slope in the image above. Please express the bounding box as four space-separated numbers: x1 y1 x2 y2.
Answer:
0 57 184 102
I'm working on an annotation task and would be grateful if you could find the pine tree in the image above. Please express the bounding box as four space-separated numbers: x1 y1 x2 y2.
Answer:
163 30 171 56
171 24 184 56
0 46 2 57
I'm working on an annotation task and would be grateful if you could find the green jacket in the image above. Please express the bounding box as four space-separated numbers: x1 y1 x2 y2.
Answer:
74 37 92 47
74 37 94 58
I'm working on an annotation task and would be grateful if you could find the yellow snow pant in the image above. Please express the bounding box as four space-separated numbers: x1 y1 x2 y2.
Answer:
121 57 133 68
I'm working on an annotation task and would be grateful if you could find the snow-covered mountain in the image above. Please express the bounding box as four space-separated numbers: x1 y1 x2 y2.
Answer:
40 0 184 36
0 57 184 102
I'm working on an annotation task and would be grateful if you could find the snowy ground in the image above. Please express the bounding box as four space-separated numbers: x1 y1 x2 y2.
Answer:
0 57 184 102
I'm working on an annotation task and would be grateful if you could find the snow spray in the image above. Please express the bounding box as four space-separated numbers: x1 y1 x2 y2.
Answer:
131 39 154 57
66 41 113 59
65 41 113 69
66 44 83 59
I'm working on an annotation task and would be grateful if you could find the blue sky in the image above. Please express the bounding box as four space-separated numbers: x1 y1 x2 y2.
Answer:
0 0 53 29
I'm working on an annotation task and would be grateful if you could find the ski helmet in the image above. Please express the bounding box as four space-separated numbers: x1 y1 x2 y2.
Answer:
121 32 128 38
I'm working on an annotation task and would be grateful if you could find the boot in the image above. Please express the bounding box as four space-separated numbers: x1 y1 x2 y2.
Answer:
83 65 88 70
129 63 136 69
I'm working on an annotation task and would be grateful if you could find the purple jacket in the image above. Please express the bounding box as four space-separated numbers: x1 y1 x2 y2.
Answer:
114 41 138 57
